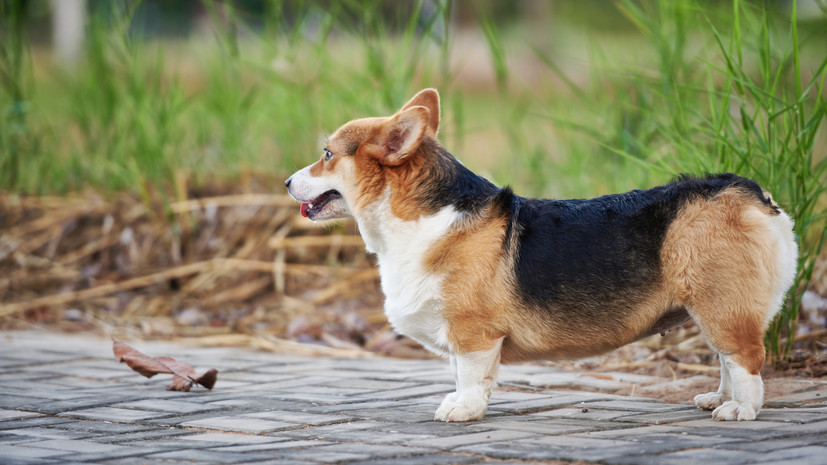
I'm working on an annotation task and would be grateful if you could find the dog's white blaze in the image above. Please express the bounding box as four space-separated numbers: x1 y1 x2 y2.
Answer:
356 191 461 356
287 165 340 202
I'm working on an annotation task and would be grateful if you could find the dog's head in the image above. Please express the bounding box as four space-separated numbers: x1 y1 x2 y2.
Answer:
285 88 440 221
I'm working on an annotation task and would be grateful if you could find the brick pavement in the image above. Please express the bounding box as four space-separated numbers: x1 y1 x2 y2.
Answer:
0 331 825 465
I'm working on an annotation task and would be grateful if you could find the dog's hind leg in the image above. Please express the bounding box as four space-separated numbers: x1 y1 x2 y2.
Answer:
434 337 503 422
693 354 732 410
664 196 797 421
689 297 768 421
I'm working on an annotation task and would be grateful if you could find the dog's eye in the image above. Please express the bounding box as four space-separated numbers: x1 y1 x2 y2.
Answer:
323 148 333 161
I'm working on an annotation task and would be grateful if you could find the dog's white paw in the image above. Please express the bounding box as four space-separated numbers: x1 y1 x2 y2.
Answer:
694 392 726 410
440 391 459 405
712 400 757 421
434 402 485 422
434 394 486 422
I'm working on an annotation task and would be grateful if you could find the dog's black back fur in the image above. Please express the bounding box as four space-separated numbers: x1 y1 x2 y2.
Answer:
507 173 771 318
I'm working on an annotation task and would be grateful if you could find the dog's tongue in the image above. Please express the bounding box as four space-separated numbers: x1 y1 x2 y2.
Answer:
300 202 310 218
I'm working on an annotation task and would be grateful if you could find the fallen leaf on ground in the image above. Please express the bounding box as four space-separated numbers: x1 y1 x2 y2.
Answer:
113 339 218 391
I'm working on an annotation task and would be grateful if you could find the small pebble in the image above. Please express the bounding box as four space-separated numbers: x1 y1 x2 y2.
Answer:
64 309 84 321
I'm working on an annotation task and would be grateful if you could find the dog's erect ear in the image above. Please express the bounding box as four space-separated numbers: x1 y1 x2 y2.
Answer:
378 106 429 166
400 88 439 138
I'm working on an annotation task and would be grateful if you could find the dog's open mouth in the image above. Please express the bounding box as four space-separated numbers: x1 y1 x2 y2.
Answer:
300 190 342 218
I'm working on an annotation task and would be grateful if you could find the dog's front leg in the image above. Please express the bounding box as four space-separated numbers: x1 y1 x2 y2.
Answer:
434 337 503 422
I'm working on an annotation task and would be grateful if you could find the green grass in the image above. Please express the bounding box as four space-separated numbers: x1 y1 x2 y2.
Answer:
1 0 825 358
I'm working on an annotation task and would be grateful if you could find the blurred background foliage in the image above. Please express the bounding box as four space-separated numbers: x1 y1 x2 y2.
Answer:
0 0 825 357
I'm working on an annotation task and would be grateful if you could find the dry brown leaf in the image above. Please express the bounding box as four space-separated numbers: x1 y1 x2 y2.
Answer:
113 339 218 391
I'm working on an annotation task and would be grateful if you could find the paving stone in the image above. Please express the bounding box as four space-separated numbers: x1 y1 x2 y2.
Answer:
710 434 827 452
180 415 298 433
0 395 51 410
141 410 243 427
303 430 438 445
236 460 322 465
0 443 71 459
487 394 609 414
30 438 138 454
610 447 760 465
377 369 454 382
49 419 154 435
0 416 73 430
280 443 436 463
280 420 394 440
253 375 341 388
205 397 312 410
213 438 328 452
341 407 438 423
321 377 420 391
98 458 192 465
41 363 137 380
280 384 370 396
585 431 739 449
61 406 172 422
531 407 648 421
756 459 826 465
149 449 299 463
524 372 629 390
612 408 712 424
457 435 699 462
0 410 42 421
480 418 625 435
3 426 97 441
110 399 222 415
90 428 200 444
1 386 106 401
300 400 414 414
181 431 288 444
408 429 533 450
569 424 735 444
347 454 484 465
619 445 827 465
370 420 492 436
754 408 827 424
0 458 65 465
0 432 32 443
0 371 59 383
580 399 693 412
244 410 351 425
218 372 298 383
365 383 456 400
269 392 374 404
667 418 827 439
24 396 131 414
488 390 555 403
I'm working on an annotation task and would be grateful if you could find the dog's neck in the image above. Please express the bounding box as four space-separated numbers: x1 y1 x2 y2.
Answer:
355 189 461 259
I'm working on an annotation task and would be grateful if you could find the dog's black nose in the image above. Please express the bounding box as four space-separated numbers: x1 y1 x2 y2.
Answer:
284 177 292 188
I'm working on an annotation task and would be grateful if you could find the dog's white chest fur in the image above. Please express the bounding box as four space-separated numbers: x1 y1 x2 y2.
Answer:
356 196 461 356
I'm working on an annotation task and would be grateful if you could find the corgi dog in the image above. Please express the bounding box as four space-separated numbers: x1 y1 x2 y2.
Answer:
285 89 798 422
